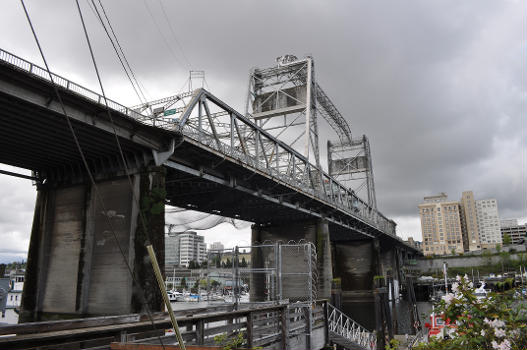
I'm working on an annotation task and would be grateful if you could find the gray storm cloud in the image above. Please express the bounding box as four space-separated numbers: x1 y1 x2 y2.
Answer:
0 0 524 260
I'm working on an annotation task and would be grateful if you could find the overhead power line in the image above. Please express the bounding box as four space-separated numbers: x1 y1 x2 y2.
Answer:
155 0 191 68
142 0 189 69
85 0 149 104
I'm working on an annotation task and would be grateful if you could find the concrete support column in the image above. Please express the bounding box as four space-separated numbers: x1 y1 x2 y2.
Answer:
249 225 265 302
333 240 376 330
249 219 333 301
20 167 165 322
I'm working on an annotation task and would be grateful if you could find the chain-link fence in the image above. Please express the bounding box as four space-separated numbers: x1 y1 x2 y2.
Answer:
205 241 317 306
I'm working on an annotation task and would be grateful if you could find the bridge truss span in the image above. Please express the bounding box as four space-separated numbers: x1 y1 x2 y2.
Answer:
134 87 396 236
0 47 396 239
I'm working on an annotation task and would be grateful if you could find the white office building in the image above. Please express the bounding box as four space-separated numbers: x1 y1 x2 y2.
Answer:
165 231 207 268
209 242 225 251
475 199 501 248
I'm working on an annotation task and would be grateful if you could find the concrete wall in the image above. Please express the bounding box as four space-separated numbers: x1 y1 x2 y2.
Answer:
333 241 375 292
417 251 526 273
20 168 165 322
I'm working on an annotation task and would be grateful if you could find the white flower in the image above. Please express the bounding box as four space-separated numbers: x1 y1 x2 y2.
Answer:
452 282 459 293
491 319 506 328
484 318 491 325
498 339 511 350
456 275 462 281
468 281 474 289
494 328 506 338
442 293 455 305
492 340 499 349
480 330 486 336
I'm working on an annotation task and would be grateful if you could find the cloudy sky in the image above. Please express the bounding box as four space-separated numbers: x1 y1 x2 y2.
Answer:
0 0 525 263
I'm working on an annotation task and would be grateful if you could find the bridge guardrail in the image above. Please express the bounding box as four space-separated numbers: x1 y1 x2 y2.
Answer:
327 303 377 350
0 47 399 239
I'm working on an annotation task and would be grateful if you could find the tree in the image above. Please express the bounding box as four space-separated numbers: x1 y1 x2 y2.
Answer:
503 234 512 246
240 257 247 268
179 277 188 290
191 279 200 293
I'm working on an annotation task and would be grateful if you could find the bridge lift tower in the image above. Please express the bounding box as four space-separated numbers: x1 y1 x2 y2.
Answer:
246 54 377 208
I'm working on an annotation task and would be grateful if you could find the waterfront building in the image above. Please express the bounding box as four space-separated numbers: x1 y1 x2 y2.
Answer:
500 219 526 245
500 218 518 228
165 231 207 268
209 242 225 251
0 271 24 324
475 198 501 249
405 237 422 251
419 193 464 256
459 191 481 252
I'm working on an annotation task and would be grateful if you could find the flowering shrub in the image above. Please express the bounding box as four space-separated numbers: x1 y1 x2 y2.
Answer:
414 275 527 350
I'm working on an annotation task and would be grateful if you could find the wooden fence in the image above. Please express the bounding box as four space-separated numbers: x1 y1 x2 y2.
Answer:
0 302 328 350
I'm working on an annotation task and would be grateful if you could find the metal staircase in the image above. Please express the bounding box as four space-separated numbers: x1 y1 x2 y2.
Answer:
327 303 377 350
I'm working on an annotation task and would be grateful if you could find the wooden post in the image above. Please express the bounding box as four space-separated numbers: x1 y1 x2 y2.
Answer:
374 289 384 350
323 300 329 346
146 244 186 350
246 311 253 349
281 306 288 350
196 319 204 345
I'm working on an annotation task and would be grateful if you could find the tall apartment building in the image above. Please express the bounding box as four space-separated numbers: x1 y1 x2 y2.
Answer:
165 231 207 268
419 193 464 256
475 198 501 249
459 191 481 251
500 219 526 245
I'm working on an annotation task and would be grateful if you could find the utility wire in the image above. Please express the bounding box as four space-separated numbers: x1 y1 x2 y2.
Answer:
20 1 167 347
142 0 187 69
84 0 148 105
95 0 151 102
155 0 191 68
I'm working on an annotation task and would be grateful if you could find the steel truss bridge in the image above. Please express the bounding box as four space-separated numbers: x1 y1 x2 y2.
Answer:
0 47 408 243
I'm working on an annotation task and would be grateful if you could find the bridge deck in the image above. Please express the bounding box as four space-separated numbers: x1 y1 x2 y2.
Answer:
0 47 420 251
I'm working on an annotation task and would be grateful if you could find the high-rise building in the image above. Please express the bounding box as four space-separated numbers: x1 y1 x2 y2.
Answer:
209 242 225 251
475 199 501 249
500 218 518 228
419 193 464 256
459 191 481 252
500 219 526 245
165 231 207 268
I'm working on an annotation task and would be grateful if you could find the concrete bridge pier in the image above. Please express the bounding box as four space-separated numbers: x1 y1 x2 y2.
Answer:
250 219 333 301
20 167 166 322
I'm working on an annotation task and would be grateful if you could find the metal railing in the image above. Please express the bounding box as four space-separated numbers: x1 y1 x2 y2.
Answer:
0 48 150 123
327 303 377 350
0 47 398 239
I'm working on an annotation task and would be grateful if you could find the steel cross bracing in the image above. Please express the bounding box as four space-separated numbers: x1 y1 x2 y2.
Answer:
131 87 395 235
244 55 353 169
328 135 377 210
0 48 395 237
245 55 379 208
